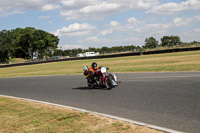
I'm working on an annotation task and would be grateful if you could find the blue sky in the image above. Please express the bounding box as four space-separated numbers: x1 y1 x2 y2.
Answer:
0 0 200 49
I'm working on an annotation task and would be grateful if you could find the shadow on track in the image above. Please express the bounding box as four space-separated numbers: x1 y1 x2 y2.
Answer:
72 86 108 90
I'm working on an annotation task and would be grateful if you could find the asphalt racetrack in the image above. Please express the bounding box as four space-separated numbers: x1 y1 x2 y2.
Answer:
0 72 200 133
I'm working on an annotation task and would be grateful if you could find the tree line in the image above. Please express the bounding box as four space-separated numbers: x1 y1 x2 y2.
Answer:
55 36 198 57
54 45 141 57
143 36 181 49
0 27 199 63
0 27 59 63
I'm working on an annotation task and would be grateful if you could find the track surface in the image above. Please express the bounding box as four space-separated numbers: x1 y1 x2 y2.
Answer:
0 72 200 133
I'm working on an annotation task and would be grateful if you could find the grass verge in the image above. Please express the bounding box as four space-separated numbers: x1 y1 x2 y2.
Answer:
0 96 163 133
0 50 200 78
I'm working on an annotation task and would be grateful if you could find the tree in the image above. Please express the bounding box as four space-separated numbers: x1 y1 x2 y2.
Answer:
19 27 35 59
0 27 59 62
0 30 16 62
161 36 181 47
35 30 59 58
12 28 28 58
143 37 158 49
101 47 109 54
63 49 71 56
88 47 97 52
124 45 136 51
17 27 59 59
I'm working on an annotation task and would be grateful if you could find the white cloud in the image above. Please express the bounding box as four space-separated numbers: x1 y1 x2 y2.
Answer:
173 18 182 24
194 28 200 32
112 0 159 9
0 0 60 17
48 21 53 24
53 23 97 37
61 0 98 9
146 23 171 29
194 15 200 21
172 16 198 26
79 2 119 14
147 0 200 15
0 0 159 19
100 20 124 36
61 1 120 20
0 9 24 17
38 16 50 20
127 17 138 23
109 21 120 27
137 0 152 9
60 0 159 20
86 36 100 42
125 17 144 33
142 23 172 36
42 4 60 11
100 29 113 36
173 17 192 26
182 27 200 39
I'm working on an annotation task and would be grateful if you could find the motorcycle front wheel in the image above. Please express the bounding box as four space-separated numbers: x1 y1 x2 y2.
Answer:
105 75 113 90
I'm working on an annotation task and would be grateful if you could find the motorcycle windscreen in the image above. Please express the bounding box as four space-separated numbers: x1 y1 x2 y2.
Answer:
101 67 107 73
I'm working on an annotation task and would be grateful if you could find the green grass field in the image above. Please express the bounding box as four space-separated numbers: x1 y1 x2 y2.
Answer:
0 96 163 133
0 50 200 78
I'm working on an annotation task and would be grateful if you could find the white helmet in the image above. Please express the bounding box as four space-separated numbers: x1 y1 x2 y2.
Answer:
83 66 88 71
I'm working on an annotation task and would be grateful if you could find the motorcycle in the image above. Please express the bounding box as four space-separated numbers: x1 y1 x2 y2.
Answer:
88 67 120 90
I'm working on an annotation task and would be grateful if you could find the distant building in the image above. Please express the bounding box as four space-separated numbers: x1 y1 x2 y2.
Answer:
77 53 85 57
77 52 99 57
84 52 99 57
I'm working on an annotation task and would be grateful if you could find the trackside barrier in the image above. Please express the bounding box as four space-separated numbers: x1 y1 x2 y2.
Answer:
0 46 200 68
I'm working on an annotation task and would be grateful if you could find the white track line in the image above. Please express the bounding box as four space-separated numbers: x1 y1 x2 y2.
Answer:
0 95 184 133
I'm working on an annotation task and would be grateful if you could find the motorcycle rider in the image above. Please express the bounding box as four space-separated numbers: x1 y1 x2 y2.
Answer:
83 62 115 89
88 62 101 85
